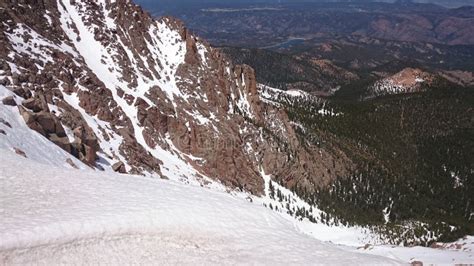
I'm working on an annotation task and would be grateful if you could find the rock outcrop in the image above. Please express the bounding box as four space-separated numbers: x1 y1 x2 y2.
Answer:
366 68 435 99
2 96 16 106
112 161 126 174
0 0 351 196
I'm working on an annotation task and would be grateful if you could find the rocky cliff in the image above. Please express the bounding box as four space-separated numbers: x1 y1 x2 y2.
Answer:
0 0 350 196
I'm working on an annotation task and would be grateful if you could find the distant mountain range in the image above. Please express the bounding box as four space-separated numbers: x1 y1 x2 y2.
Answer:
136 0 473 9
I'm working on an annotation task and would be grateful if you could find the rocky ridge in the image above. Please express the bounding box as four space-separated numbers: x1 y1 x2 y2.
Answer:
365 68 436 99
0 0 350 196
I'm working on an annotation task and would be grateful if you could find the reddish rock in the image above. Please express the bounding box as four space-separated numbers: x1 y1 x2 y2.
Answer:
2 96 16 106
124 94 135 105
142 130 157 149
0 118 12 128
49 133 72 153
73 126 99 150
18 106 35 124
183 29 199 65
28 121 47 136
36 111 57 134
83 144 97 165
14 147 27 158
22 98 43 112
112 161 127 174
66 158 79 169
12 87 32 99
0 0 353 197
134 97 149 109
117 88 125 98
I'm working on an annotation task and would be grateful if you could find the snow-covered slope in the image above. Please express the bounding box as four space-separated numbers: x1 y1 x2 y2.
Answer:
0 1 471 260
0 150 399 265
0 86 86 169
351 237 474 265
2 83 472 265
0 0 363 240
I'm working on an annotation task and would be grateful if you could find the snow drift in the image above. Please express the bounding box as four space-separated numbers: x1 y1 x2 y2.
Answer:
0 150 399 265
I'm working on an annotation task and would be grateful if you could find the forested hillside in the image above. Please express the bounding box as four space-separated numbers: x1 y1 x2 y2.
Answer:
270 82 474 245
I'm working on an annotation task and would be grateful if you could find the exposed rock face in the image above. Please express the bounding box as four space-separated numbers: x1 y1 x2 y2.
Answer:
22 98 44 113
2 96 16 106
0 0 351 196
49 133 71 153
112 161 126 174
